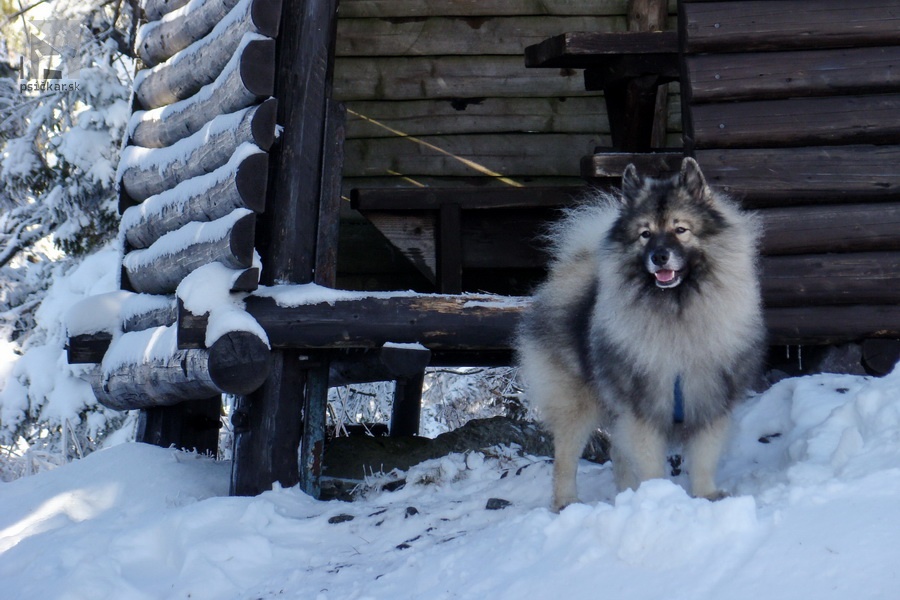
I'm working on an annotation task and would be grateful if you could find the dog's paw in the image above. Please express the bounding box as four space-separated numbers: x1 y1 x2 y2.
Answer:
551 495 581 513
698 489 729 502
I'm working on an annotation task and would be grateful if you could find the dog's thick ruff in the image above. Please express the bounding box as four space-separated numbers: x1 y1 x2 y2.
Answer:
518 158 764 512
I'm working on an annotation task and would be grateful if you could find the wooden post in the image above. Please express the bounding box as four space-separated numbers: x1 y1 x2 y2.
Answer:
603 0 671 151
138 398 222 456
390 370 426 437
231 0 340 497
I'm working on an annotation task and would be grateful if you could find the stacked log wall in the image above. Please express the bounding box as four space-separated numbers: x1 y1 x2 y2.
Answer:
67 0 282 419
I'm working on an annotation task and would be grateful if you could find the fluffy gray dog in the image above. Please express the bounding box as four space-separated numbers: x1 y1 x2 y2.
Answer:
518 158 764 511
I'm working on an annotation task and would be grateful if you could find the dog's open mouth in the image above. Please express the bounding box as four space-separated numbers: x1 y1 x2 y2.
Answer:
654 269 683 289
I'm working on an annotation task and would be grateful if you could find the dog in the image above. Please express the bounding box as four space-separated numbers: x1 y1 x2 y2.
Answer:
517 157 765 511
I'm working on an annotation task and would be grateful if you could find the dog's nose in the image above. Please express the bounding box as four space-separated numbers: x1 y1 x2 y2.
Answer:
651 249 670 266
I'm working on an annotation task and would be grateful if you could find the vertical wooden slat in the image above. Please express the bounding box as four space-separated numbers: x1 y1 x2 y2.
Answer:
438 203 463 294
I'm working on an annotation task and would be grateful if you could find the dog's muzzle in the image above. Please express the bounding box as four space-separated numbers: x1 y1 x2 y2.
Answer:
647 247 685 289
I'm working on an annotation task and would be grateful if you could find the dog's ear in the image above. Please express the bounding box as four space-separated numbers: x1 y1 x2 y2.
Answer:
621 163 641 198
679 157 709 202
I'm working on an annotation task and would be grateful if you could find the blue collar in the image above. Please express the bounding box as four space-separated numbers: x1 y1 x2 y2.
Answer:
673 375 685 424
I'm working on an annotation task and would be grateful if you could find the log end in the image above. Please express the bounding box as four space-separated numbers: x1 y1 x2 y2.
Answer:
240 38 276 98
208 331 272 394
251 98 278 150
230 212 257 268
251 0 284 37
235 152 269 212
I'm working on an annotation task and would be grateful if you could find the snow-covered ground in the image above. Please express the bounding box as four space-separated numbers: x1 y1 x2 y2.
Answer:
2 367 900 600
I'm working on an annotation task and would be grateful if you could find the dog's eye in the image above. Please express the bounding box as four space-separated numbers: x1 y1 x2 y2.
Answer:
674 227 688 235
639 230 651 239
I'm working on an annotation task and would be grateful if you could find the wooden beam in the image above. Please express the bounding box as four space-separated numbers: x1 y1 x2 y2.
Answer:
123 150 267 250
123 211 256 295
119 98 276 204
136 0 243 66
91 329 269 410
244 293 528 351
130 37 276 148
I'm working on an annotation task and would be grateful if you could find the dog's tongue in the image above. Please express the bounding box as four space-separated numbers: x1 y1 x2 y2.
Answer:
655 270 676 283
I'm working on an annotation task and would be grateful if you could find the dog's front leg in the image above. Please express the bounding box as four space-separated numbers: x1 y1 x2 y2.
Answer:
611 410 667 491
686 414 730 500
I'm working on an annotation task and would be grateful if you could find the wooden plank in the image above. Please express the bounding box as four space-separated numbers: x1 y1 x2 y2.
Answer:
525 30 677 68
685 46 900 104
343 134 608 178
766 305 900 345
315 100 346 287
682 0 900 53
761 252 900 307
351 185 585 210
759 202 900 255
338 16 624 57
438 203 463 293
345 97 610 138
135 0 282 110
339 0 630 18
691 94 900 149
333 56 601 101
693 146 900 205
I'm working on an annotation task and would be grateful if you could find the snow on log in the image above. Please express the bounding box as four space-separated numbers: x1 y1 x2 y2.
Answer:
135 0 282 110
142 0 190 22
118 98 276 203
130 35 275 148
123 209 256 295
121 144 266 249
136 0 243 67
175 262 269 349
91 330 270 410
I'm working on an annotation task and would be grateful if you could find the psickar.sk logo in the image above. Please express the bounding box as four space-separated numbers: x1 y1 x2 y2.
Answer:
16 16 85 93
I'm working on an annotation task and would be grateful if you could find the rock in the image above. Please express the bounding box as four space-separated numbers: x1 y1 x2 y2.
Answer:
485 498 511 510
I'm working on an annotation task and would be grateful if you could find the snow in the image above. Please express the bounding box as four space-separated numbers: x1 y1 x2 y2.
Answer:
3 368 900 599
177 262 268 348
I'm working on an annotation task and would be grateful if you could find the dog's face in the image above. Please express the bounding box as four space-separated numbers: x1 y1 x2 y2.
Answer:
609 158 729 294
